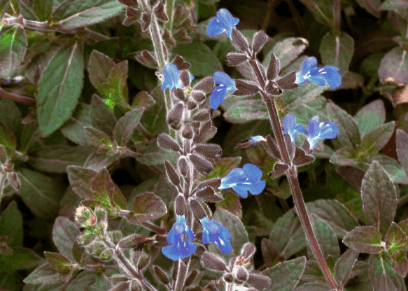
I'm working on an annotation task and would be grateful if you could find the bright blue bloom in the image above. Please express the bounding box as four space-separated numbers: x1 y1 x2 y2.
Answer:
250 135 266 145
209 72 237 109
162 215 197 261
219 164 266 198
206 8 240 39
200 217 232 254
161 64 194 91
306 116 339 150
282 114 307 143
295 57 342 89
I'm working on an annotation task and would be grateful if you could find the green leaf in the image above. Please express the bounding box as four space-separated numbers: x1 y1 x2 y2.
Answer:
308 215 340 260
90 95 117 136
300 260 326 284
113 108 144 146
60 103 93 146
18 168 64 220
204 157 242 180
84 151 122 172
67 166 97 199
136 142 178 166
338 71 364 90
37 43 84 136
52 217 80 262
44 252 72 276
380 0 408 20
216 191 243 219
0 247 42 272
269 209 306 259
211 209 248 260
361 161 397 236
369 154 408 184
0 201 23 248
294 283 332 291
0 0 10 19
131 91 156 109
378 47 408 86
334 249 359 288
262 256 306 291
24 263 62 285
125 192 167 224
396 128 408 170
360 122 395 157
55 0 125 29
172 39 223 76
28 145 94 173
223 99 268 124
369 253 407 291
330 147 358 166
355 0 381 18
297 0 334 27
84 127 113 151
0 99 22 135
262 37 308 70
354 100 386 137
88 50 114 92
359 52 385 78
98 61 129 108
0 271 23 291
306 199 358 239
290 96 329 129
319 32 354 75
9 0 19 15
0 25 27 79
343 226 383 254
0 122 16 158
328 103 360 148
283 81 325 109
33 0 52 20
385 222 408 252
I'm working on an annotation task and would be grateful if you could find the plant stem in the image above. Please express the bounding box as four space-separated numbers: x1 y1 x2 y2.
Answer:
247 50 341 291
0 87 36 106
164 0 175 32
333 0 341 32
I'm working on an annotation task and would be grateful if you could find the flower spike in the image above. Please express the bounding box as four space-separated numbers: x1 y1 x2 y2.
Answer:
306 116 339 150
162 215 197 261
209 72 237 109
200 217 232 254
295 57 342 89
219 164 266 198
206 8 240 39
282 114 307 143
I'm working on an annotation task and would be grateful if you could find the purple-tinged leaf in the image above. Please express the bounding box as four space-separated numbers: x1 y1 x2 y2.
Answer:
343 226 383 254
262 37 308 70
113 108 144 146
0 247 42 272
90 94 117 137
132 91 156 109
0 122 16 158
369 253 406 291
360 122 395 157
385 222 408 253
60 103 93 146
67 166 98 199
361 161 397 236
88 51 115 96
294 282 332 291
354 100 386 137
224 100 268 124
330 147 358 166
0 201 23 248
85 127 113 151
301 260 325 285
44 252 72 276
52 217 80 262
123 192 167 224
260 238 282 267
334 249 359 288
396 128 408 169
391 253 408 278
328 103 360 148
307 215 340 260
0 25 27 80
319 32 354 75
262 256 306 291
380 0 408 21
23 264 62 285
379 47 408 86
355 0 381 17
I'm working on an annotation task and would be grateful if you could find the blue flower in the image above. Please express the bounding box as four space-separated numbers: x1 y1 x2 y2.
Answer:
209 72 237 109
235 136 266 151
250 135 266 145
282 114 307 143
306 116 339 150
295 57 342 89
219 164 266 198
206 8 240 39
200 217 232 254
162 215 197 261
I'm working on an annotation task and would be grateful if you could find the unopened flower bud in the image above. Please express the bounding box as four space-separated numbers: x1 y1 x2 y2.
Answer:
130 279 143 291
191 90 206 104
75 206 96 227
165 160 181 187
7 172 20 190
189 199 206 220
178 156 189 177
137 252 149 270
182 124 193 139
141 13 151 31
167 103 184 129
231 29 249 53
119 234 153 249
173 88 186 102
252 30 268 55
196 187 222 202
154 1 168 22
175 195 186 216
135 50 157 69
187 100 197 110
77 234 96 245
185 270 199 287
194 144 222 159
180 70 191 87
157 134 182 152
189 154 213 176
191 121 200 129
153 265 170 285
224 273 233 283
100 248 114 261
193 76 215 93
173 55 190 70
200 251 228 272
241 242 256 259
192 109 210 121
193 120 217 144
235 266 249 281
226 53 248 66
246 274 271 290
266 53 280 81
86 241 106 256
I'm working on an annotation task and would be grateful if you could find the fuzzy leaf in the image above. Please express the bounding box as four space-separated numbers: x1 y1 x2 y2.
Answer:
90 94 117 136
263 37 308 71
0 25 27 79
343 226 383 254
396 128 408 170
52 217 80 262
60 103 93 146
369 253 407 291
319 32 354 75
328 103 360 148
23 264 62 285
378 47 408 86
297 0 334 27
308 215 340 260
385 222 408 253
0 122 16 158
0 201 23 248
354 100 386 138
44 252 72 276
224 99 268 124
355 0 381 17
113 108 144 146
124 192 167 224
67 166 98 199
334 249 359 287
360 122 395 157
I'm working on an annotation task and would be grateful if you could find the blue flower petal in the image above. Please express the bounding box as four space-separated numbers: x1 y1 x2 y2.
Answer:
243 163 263 181
209 85 228 109
295 71 308 86
206 17 226 37
283 114 307 142
323 69 342 89
220 164 265 198
294 123 308 135
248 180 266 195
161 63 183 90
308 73 327 87
206 9 239 39
213 71 236 90
319 121 339 139
219 168 247 189
306 116 339 150
200 217 232 254
216 235 232 254
232 184 249 198
307 116 320 139
300 57 317 76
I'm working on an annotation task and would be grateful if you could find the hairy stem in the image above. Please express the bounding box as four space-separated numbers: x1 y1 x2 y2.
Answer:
164 0 175 31
333 0 341 32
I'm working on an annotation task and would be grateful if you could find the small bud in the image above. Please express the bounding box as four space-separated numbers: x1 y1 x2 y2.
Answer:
190 199 207 220
165 160 181 187
268 162 289 179
235 266 249 281
175 195 186 216
135 50 157 69
141 13 151 32
180 70 191 87
173 28 192 42
154 1 168 22
178 156 189 177
192 109 210 121
107 231 122 244
153 265 170 285
193 120 217 144
231 29 249 53
110 274 129 285
264 135 281 160
226 53 248 66
130 280 143 291
182 124 193 139
77 234 96 245
172 260 179 281
241 242 256 259
137 252 150 270
191 121 200 129
7 172 20 190
173 88 186 102
194 144 222 159
75 206 96 227
196 187 223 202
196 178 221 189
187 100 197 110
252 30 268 55
191 90 206 104
163 29 176 46
265 81 282 95
224 273 234 283
246 274 271 290
193 76 215 94
157 134 182 152
275 71 297 89
100 248 114 261
119 234 153 249
201 251 228 272
122 7 141 26
86 241 106 256
173 55 190 70
185 270 199 287
293 147 315 166
189 154 213 176
233 80 259 96
167 102 184 129
118 0 138 8
94 206 107 225
283 133 295 158
266 53 280 81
